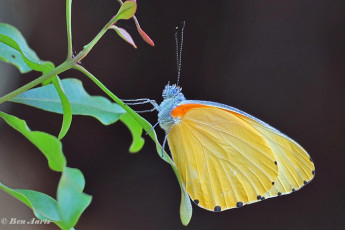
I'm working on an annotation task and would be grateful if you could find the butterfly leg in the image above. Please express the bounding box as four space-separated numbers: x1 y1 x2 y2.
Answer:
135 108 158 113
121 98 160 113
161 122 175 157
121 98 153 105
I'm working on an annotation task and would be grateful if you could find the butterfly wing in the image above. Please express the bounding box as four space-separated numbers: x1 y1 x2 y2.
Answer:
167 104 279 211
236 114 315 200
167 102 314 211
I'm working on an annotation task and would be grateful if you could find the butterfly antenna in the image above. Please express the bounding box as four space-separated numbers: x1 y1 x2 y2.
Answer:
175 21 185 86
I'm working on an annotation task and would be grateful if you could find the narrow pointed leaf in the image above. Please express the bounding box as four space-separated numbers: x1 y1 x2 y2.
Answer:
179 180 192 226
0 112 66 172
120 113 144 153
110 25 137 49
10 78 125 125
52 76 72 139
116 0 154 47
137 26 155 47
57 167 92 229
133 17 155 46
113 1 137 21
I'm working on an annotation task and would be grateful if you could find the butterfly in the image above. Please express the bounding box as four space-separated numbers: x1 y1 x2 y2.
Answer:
156 84 315 211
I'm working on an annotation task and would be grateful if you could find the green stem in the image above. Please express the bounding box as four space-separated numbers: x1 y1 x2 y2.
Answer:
73 64 176 165
0 61 73 104
74 15 118 62
0 10 118 105
73 65 145 128
73 65 125 107
72 66 187 215
74 65 172 158
66 0 73 59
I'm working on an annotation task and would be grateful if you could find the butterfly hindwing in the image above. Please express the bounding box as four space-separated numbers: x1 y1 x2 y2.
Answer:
237 115 315 199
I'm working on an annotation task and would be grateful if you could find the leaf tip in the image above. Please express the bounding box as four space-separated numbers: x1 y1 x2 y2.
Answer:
110 25 137 49
138 27 155 47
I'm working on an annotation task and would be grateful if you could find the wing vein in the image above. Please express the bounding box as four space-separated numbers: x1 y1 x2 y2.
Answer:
186 117 277 174
179 125 202 202
217 130 262 196
184 124 225 207
249 122 311 163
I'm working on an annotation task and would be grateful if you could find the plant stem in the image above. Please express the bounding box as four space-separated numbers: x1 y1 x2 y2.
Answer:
73 65 188 223
0 61 73 105
66 0 73 59
73 65 144 127
74 15 118 62
72 68 185 211
73 64 176 166
0 11 118 105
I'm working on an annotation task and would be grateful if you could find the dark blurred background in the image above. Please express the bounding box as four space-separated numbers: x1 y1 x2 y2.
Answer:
0 0 345 229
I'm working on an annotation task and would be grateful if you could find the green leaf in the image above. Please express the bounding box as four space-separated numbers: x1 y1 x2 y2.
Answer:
120 113 144 153
0 39 30 73
110 25 137 49
0 182 60 222
52 76 73 140
113 1 137 21
10 78 125 125
131 115 193 225
178 178 193 226
0 112 66 172
0 168 91 230
0 23 54 73
0 23 71 144
57 167 92 229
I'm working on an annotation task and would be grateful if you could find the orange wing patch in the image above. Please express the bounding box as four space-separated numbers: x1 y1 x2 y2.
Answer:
171 104 208 117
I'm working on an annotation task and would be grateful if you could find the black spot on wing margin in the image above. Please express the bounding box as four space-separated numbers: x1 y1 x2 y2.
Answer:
214 206 221 212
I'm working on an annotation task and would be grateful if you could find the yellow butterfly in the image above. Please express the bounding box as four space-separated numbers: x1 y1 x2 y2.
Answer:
156 84 315 212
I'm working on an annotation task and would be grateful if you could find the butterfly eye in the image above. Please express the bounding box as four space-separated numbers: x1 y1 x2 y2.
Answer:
162 85 181 99
171 88 178 95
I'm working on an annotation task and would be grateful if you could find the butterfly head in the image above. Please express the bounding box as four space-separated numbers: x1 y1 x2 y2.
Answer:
162 84 183 99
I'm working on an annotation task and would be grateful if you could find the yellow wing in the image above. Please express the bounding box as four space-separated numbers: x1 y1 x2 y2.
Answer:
167 104 315 211
168 105 279 211
237 114 315 200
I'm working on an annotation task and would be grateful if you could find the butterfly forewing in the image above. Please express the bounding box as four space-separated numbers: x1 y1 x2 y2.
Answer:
168 105 279 211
